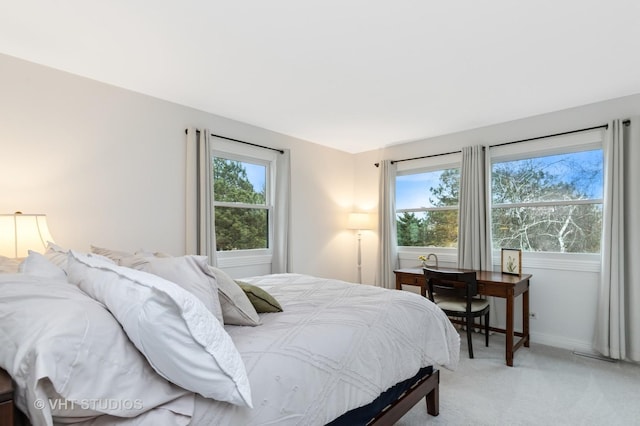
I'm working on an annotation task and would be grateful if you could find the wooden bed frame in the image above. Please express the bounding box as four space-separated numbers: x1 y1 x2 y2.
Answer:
370 368 440 425
1 367 439 426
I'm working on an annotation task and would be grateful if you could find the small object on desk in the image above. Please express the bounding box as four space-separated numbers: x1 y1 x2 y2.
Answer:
501 248 522 275
418 253 438 269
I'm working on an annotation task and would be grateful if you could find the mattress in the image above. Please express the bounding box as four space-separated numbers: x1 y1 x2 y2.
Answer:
189 273 460 425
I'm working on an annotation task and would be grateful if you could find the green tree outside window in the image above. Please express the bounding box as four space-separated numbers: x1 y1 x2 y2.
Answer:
213 157 269 251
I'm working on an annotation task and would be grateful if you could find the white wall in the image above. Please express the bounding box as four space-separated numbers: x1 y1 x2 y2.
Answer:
3 51 639 353
0 53 358 282
355 94 640 352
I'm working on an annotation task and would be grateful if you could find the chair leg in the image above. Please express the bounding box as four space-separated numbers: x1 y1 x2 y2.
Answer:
466 315 474 358
484 311 490 347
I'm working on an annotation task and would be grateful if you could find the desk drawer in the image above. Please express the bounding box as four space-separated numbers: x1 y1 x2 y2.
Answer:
397 272 425 286
395 272 427 297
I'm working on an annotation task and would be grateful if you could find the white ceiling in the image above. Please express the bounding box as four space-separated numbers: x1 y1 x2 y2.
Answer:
1 1 639 153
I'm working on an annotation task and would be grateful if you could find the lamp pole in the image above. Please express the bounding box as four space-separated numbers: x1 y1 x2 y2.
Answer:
347 212 371 284
356 229 362 284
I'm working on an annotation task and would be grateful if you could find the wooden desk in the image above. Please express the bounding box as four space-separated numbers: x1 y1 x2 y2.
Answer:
394 268 531 367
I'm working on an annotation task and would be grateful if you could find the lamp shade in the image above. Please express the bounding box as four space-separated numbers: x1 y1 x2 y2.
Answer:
0 212 55 258
347 212 372 231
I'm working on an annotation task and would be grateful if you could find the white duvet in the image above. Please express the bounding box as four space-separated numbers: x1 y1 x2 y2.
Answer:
1 272 459 426
191 273 460 426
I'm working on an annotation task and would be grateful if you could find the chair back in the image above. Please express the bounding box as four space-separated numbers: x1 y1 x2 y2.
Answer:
423 268 489 359
423 268 478 304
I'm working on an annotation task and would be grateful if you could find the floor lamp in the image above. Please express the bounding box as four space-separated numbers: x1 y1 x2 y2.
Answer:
348 212 372 284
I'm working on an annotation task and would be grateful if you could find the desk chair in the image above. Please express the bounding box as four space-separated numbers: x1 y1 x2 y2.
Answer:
423 268 490 358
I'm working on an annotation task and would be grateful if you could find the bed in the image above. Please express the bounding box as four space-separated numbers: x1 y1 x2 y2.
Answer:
0 248 460 426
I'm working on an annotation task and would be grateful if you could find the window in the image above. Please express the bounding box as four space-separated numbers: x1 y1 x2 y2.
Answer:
491 140 603 253
396 157 461 248
212 142 277 257
213 156 270 251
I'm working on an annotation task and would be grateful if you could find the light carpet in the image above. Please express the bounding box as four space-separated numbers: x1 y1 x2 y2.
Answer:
396 333 640 426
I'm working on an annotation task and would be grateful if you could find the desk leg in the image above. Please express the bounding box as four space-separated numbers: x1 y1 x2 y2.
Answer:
505 289 514 367
395 275 402 291
523 281 530 348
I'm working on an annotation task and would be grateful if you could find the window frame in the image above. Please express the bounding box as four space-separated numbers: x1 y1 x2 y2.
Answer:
212 139 278 263
395 152 462 251
489 128 605 268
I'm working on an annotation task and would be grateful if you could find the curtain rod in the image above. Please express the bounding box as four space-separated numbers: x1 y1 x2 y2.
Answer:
489 124 609 148
185 128 285 154
491 120 631 148
374 119 631 167
374 150 461 167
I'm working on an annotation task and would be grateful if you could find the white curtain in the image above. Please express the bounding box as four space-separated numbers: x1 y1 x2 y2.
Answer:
457 145 497 327
375 160 398 289
272 149 291 273
594 117 640 361
185 128 217 264
457 145 492 270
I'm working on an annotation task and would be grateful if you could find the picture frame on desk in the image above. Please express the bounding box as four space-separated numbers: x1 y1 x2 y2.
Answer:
501 248 522 275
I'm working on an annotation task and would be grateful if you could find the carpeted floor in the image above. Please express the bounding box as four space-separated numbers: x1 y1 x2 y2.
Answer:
396 333 640 426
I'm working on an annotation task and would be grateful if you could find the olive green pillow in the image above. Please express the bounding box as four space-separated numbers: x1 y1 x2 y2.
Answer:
236 281 283 313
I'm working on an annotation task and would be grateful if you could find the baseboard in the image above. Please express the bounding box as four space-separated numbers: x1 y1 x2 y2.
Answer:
530 331 594 354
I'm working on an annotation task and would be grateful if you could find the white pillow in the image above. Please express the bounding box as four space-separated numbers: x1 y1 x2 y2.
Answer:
123 252 259 327
121 255 223 324
208 266 261 326
0 274 190 426
135 249 172 258
43 241 69 271
67 251 252 407
90 245 172 264
90 245 136 264
19 250 67 280
45 242 114 273
0 255 20 273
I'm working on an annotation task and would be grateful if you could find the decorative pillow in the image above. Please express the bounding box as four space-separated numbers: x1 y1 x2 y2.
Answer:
19 250 66 280
208 266 260 326
91 245 172 265
121 255 223 324
67 251 252 407
135 249 173 258
45 242 114 274
236 281 283 313
43 241 69 271
0 274 190 426
0 255 20 273
90 245 136 265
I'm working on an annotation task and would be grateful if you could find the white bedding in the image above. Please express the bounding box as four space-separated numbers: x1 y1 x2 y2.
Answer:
190 273 460 426
0 274 193 426
1 269 459 426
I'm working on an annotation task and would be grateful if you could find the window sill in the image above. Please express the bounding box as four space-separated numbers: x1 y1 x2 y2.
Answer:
493 252 600 273
398 249 600 273
216 253 271 269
